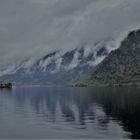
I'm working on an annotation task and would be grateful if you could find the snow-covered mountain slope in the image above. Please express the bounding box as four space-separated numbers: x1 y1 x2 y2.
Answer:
0 41 116 84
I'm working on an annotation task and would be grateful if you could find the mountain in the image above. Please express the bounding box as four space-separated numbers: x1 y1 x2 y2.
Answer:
89 29 140 86
0 41 115 85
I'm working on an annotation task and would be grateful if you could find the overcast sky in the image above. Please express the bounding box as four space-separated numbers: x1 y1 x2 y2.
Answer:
1 0 140 65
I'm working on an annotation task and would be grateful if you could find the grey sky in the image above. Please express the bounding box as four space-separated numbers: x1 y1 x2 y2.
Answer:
0 0 140 65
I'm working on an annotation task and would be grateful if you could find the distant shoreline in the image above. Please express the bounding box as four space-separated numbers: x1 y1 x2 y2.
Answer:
73 80 140 87
4 81 140 88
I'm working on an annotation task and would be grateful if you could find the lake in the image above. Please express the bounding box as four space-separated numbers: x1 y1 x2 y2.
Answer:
0 86 140 139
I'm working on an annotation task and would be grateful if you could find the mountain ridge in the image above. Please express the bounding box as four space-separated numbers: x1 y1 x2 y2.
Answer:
88 29 140 86
0 41 115 85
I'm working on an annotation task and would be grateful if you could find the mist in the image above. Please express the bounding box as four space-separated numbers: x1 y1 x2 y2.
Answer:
1 0 140 65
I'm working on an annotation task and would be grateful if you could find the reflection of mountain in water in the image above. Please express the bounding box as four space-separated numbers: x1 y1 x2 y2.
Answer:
11 88 96 127
1 87 140 138
92 87 140 139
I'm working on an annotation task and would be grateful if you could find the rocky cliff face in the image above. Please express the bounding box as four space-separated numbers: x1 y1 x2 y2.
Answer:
90 29 140 85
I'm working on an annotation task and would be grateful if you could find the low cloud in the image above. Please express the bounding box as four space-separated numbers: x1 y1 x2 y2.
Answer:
0 0 140 65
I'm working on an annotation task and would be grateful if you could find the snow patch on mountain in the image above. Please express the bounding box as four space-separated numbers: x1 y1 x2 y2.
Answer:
0 37 127 84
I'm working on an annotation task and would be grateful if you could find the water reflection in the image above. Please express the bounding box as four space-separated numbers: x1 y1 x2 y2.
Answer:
92 87 140 139
0 87 12 92
11 88 95 126
0 87 140 139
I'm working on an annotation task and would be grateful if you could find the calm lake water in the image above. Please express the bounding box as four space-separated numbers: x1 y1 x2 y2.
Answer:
0 86 140 139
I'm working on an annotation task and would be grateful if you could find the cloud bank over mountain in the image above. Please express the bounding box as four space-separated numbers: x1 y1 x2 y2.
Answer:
0 0 140 65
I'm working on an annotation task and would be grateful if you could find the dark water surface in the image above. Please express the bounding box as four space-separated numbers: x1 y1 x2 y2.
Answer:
0 86 140 139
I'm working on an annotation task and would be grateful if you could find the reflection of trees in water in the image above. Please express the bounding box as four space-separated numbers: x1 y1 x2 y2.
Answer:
91 87 140 139
0 88 12 93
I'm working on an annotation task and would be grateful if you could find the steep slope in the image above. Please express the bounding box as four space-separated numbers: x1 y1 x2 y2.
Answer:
90 29 140 85
0 41 115 85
